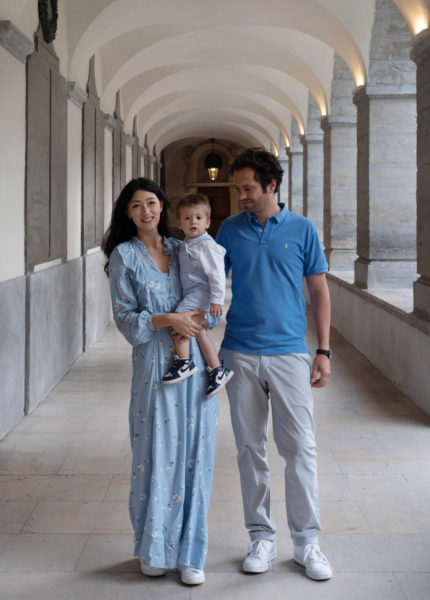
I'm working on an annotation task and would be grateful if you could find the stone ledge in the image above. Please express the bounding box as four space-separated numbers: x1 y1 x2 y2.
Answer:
327 273 430 336
0 20 33 63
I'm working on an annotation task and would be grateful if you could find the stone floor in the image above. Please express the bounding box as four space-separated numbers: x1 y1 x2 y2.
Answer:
1 302 430 599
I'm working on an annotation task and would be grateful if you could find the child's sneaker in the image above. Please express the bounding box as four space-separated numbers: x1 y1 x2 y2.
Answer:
163 356 198 384
206 364 234 398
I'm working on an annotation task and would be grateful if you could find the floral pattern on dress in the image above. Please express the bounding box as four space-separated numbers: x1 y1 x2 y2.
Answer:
108 236 218 569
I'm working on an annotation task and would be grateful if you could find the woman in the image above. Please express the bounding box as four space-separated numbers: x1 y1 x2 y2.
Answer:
102 178 218 586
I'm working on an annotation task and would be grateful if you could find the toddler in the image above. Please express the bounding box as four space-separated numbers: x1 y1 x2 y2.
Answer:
163 194 233 397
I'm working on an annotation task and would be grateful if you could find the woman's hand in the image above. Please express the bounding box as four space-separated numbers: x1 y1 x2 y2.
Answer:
169 311 204 338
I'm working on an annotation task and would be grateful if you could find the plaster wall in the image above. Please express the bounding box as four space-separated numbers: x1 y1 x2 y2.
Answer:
104 127 113 229
27 259 83 413
0 276 26 439
67 100 82 260
126 144 132 184
0 47 25 282
84 251 111 350
0 1 38 40
54 0 69 78
327 274 430 416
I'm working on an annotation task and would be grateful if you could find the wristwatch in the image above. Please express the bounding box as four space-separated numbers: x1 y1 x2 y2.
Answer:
316 349 332 359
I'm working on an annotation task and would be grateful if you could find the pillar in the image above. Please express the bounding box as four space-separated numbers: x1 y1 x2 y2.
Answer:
353 86 416 289
277 139 289 206
411 29 430 319
321 116 357 270
288 119 303 215
302 94 324 238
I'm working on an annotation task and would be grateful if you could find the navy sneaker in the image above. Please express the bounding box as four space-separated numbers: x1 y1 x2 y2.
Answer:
163 356 198 384
206 364 234 398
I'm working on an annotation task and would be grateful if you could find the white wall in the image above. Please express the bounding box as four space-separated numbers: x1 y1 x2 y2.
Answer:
67 100 82 260
104 128 113 230
0 47 26 282
0 0 38 40
126 144 132 184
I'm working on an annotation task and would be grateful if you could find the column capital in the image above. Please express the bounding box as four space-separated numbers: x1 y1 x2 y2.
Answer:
0 20 33 63
410 28 430 65
301 132 323 145
67 82 87 109
126 134 136 147
353 84 416 105
320 115 356 132
104 114 117 131
287 145 303 156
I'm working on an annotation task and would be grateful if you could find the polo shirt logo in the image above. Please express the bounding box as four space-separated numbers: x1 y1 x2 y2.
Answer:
284 243 288 248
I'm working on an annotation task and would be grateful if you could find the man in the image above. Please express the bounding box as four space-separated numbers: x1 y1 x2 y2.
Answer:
216 148 333 581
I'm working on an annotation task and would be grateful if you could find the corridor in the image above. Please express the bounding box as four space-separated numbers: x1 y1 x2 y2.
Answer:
1 288 429 600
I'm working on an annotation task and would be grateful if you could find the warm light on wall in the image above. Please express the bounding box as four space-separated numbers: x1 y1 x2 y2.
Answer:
320 106 327 117
355 75 365 87
413 17 428 34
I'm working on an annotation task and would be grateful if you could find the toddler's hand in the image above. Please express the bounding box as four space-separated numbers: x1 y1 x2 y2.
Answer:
210 303 223 318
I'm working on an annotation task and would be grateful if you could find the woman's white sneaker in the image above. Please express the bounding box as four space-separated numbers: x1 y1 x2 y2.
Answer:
293 544 333 580
242 539 277 573
177 564 205 585
139 558 166 577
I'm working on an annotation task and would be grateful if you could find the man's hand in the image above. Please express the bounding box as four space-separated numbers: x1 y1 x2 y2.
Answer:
210 303 223 318
310 354 331 387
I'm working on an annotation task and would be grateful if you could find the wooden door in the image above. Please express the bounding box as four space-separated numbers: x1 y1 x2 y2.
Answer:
198 186 231 238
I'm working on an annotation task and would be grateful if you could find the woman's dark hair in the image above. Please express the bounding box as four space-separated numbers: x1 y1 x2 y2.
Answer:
102 177 171 273
229 147 284 193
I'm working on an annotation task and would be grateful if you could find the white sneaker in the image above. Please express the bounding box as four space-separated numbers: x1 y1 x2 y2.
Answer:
139 557 166 577
176 564 205 585
242 539 277 573
294 544 333 580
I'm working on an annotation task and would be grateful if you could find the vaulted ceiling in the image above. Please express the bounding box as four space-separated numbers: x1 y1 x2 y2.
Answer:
3 0 430 153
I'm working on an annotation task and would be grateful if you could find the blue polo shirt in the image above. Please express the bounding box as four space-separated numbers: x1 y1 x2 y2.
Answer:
216 205 327 355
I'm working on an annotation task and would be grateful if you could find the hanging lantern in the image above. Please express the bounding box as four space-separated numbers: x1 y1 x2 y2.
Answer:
204 138 223 181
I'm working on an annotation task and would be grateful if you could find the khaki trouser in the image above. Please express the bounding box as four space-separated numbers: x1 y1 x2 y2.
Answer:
219 348 321 546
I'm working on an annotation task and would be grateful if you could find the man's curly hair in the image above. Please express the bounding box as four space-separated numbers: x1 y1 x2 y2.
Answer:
229 147 284 193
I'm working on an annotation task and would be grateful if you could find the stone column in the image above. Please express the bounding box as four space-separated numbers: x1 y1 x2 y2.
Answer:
320 116 357 270
143 146 150 178
302 94 324 237
112 92 126 200
353 85 416 289
131 116 140 179
150 155 158 183
277 141 289 206
287 120 304 214
411 30 430 319
301 133 323 237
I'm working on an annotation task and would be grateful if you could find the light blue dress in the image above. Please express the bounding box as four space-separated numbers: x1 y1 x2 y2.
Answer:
108 236 218 570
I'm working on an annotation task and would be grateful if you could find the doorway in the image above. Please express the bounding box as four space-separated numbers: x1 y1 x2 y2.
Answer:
198 186 231 238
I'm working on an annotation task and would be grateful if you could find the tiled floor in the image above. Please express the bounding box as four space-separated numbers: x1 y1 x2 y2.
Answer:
1 295 430 599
